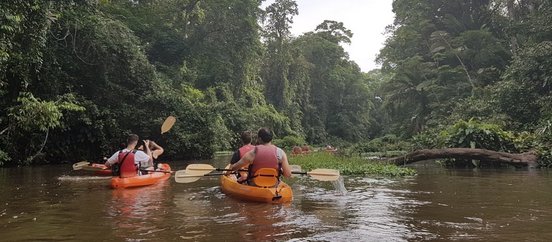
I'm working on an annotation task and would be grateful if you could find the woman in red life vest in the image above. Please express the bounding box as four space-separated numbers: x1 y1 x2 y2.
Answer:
105 134 152 177
229 131 255 182
229 128 292 185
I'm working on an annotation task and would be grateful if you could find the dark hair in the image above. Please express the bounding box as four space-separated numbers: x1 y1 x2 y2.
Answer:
136 139 145 150
240 131 252 144
257 128 273 144
127 134 139 145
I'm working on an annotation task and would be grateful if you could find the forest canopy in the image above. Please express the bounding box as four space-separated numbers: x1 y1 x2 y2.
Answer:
1 0 551 167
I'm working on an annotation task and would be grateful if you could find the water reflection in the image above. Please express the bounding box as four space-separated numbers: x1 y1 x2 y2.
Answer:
108 182 171 240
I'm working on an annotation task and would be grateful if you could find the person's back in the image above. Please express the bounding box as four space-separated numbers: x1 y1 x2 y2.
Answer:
249 144 279 176
230 131 255 182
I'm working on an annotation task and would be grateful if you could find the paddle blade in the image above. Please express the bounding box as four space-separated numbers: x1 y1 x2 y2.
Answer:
161 116 176 134
185 164 216 175
307 168 340 181
81 163 108 171
175 174 202 183
175 170 188 178
72 161 90 170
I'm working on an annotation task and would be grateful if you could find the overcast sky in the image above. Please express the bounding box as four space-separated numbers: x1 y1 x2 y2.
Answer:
262 0 395 72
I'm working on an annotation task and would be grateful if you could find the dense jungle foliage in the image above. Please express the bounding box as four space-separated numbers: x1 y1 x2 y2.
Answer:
1 0 552 167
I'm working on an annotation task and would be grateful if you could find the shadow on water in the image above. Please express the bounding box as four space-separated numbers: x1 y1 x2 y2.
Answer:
1 159 552 241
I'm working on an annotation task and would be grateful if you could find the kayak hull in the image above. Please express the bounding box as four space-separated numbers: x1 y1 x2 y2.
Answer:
111 163 171 189
220 166 293 203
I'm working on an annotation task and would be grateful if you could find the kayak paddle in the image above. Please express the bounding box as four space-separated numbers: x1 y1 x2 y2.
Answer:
161 116 176 134
139 169 174 174
175 172 230 183
72 161 90 170
72 161 108 171
292 168 341 181
176 164 341 182
179 164 241 175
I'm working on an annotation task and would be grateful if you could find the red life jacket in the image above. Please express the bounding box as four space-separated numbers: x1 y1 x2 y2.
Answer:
249 145 279 176
118 150 138 178
238 144 255 159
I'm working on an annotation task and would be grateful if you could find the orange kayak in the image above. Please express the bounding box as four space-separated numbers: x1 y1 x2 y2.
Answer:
220 166 293 203
111 163 171 189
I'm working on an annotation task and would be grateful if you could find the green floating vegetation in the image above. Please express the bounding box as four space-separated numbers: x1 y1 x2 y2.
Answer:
290 152 416 177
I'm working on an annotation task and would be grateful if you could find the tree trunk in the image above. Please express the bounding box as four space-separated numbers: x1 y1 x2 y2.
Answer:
387 148 538 167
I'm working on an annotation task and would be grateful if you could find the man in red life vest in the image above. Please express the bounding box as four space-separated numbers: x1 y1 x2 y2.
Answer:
229 128 292 185
105 134 152 177
229 131 255 182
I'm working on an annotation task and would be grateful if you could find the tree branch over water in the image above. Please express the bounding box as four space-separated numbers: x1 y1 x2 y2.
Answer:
387 148 539 167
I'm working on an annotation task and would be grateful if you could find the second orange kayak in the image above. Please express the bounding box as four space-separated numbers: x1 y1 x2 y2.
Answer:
111 163 172 189
220 166 293 203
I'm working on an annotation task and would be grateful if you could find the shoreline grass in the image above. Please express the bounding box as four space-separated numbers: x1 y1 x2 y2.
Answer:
289 152 416 177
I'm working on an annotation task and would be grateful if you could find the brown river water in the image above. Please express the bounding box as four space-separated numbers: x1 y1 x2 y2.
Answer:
1 156 551 241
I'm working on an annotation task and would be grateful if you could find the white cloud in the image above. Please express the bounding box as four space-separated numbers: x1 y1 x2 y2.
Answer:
262 0 395 72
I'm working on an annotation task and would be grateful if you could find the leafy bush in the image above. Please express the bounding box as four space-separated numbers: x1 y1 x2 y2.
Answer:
443 119 517 152
0 150 10 166
411 129 446 150
349 134 411 155
532 121 552 167
273 135 306 150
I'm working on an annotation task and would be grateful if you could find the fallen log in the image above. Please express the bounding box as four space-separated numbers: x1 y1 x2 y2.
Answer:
386 148 538 167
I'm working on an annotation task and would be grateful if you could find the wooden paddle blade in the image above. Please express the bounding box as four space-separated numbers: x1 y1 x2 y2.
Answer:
174 170 188 178
185 164 216 175
307 168 340 181
161 116 176 134
72 161 90 170
175 174 202 183
81 163 108 171
174 171 225 183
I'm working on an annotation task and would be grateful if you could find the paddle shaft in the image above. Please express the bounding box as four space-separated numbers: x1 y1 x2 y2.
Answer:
292 171 339 176
176 172 229 178
139 169 174 174
181 167 247 173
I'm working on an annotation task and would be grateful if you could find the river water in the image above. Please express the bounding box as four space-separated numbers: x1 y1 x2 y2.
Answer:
1 157 551 241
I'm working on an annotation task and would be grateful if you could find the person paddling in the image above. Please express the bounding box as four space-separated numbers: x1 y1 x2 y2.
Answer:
229 131 255 182
137 139 164 170
229 128 292 186
105 134 152 177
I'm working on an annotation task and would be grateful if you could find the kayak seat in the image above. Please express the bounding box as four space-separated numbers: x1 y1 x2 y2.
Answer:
251 168 279 188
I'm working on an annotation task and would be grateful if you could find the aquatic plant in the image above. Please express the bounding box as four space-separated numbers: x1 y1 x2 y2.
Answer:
289 152 416 177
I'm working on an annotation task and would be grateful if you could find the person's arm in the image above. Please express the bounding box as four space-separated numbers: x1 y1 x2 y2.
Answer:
143 140 153 166
148 140 164 159
105 152 119 167
279 149 292 178
230 149 255 171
